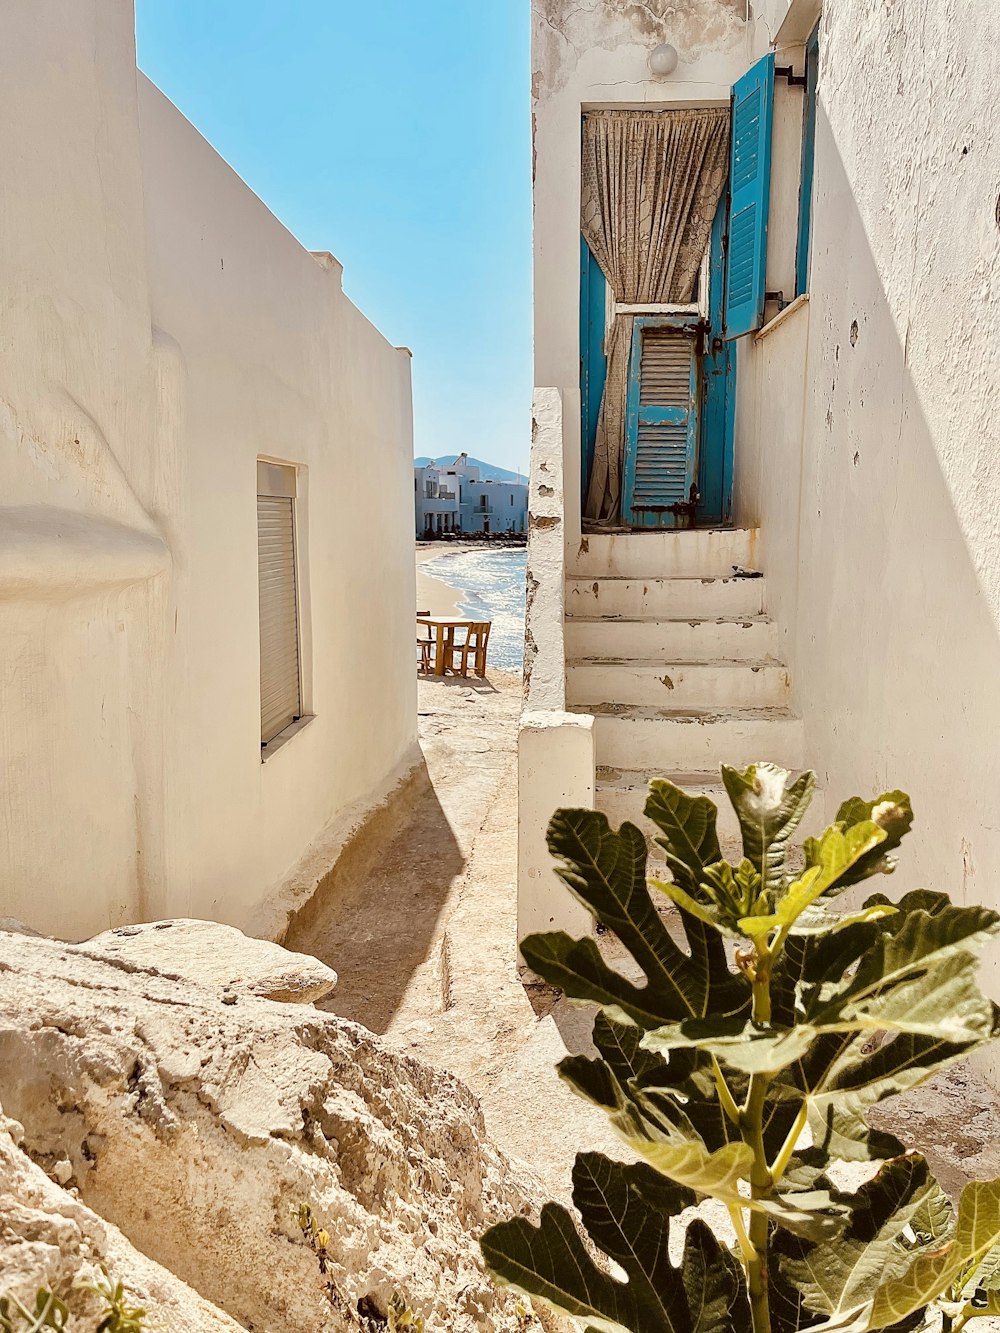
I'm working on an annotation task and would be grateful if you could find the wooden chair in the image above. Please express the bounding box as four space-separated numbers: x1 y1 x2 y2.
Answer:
442 624 474 677
464 622 492 677
416 618 434 673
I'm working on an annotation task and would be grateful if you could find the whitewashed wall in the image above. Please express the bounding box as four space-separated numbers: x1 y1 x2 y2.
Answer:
798 0 1000 1006
0 0 417 938
735 0 1000 1063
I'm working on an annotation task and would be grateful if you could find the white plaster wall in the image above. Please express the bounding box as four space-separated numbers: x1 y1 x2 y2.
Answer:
0 2 416 937
737 0 1000 1050
531 0 772 548
0 0 170 936
138 80 417 929
734 305 810 665
793 0 1000 959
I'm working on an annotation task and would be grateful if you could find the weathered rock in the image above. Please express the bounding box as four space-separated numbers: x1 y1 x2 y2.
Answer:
0 917 42 937
0 1108 244 1331
0 929 542 1333
80 917 338 1003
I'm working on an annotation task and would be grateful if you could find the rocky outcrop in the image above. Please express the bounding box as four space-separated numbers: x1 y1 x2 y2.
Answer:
82 917 339 1003
0 926 540 1333
0 1109 243 1330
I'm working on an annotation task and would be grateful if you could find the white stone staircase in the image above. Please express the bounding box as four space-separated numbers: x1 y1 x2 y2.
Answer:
565 529 805 861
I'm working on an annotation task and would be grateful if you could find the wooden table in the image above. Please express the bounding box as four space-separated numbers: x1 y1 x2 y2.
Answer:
417 615 479 677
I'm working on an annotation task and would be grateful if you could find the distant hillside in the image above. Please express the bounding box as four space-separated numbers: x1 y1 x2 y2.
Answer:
413 454 524 484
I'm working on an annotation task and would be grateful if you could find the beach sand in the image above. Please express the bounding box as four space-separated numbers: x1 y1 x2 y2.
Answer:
415 544 470 618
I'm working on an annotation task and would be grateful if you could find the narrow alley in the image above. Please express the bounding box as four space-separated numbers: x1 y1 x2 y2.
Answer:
287 667 622 1203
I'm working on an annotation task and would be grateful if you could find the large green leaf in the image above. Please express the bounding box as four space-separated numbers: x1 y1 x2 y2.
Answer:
742 822 887 937
721 763 816 895
644 779 723 894
561 1016 801 1163
681 956 996 1086
805 1106 904 1165
636 1137 845 1239
867 1180 1000 1330
480 1153 715 1333
839 951 997 1044
821 893 1000 1016
827 791 914 888
644 1018 815 1077
639 1138 754 1198
521 809 749 1026
558 1013 707 1146
768 892 1000 1111
782 1156 937 1325
682 1218 751 1333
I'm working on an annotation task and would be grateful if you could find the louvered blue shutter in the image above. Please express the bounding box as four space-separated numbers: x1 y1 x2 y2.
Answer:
622 319 699 528
724 53 775 339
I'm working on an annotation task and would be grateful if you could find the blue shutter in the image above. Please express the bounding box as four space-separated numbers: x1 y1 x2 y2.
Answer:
622 319 699 528
724 52 775 339
795 24 820 297
579 236 608 499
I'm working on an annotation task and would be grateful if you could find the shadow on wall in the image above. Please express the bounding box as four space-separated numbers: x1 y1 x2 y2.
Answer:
285 759 464 1036
791 128 1000 1039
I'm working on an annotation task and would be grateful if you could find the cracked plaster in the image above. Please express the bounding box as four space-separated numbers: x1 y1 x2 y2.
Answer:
534 0 748 98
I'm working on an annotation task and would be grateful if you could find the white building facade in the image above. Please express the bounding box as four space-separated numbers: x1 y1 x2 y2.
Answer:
415 454 528 536
414 464 461 535
1 1 418 940
521 0 1000 1063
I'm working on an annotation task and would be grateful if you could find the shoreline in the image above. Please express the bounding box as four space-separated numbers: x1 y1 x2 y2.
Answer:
415 545 469 618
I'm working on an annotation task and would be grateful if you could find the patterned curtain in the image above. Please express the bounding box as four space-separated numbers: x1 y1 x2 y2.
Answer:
581 108 730 524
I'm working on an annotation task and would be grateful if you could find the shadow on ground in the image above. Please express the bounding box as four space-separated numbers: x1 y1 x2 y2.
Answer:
287 764 464 1034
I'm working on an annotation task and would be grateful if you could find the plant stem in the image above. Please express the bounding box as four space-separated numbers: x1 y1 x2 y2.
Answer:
744 947 774 1333
727 1203 756 1265
713 1056 742 1125
770 1101 808 1183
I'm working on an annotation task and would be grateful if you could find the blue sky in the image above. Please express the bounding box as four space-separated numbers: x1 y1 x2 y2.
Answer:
135 2 531 474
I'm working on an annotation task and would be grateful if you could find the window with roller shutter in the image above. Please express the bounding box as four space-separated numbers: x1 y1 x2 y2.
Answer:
257 461 302 747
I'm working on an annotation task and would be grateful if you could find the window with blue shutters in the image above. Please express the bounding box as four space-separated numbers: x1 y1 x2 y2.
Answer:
621 318 700 528
724 52 775 339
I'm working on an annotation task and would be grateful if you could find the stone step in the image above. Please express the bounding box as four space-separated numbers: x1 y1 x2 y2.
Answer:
595 766 826 870
570 528 761 580
566 574 766 621
578 705 805 771
565 615 777 662
566 658 790 709
596 767 743 842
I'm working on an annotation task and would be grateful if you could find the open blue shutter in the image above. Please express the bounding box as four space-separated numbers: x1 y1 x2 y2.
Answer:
622 319 699 528
580 236 608 500
724 52 775 339
795 24 820 296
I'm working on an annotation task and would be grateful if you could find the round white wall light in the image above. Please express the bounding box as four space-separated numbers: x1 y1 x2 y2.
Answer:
649 42 679 78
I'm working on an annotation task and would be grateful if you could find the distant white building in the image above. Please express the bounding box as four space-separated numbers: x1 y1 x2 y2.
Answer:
414 463 461 535
415 453 527 536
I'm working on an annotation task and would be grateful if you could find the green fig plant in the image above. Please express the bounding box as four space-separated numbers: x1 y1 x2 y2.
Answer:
481 764 1000 1333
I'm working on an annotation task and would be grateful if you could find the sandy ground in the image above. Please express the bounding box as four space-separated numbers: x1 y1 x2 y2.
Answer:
292 550 1000 1221
290 663 621 1204
415 542 471 617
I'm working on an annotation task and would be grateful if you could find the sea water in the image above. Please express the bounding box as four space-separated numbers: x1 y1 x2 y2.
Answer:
420 547 528 672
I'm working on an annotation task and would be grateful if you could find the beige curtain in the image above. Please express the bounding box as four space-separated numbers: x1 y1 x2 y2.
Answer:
581 108 730 524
